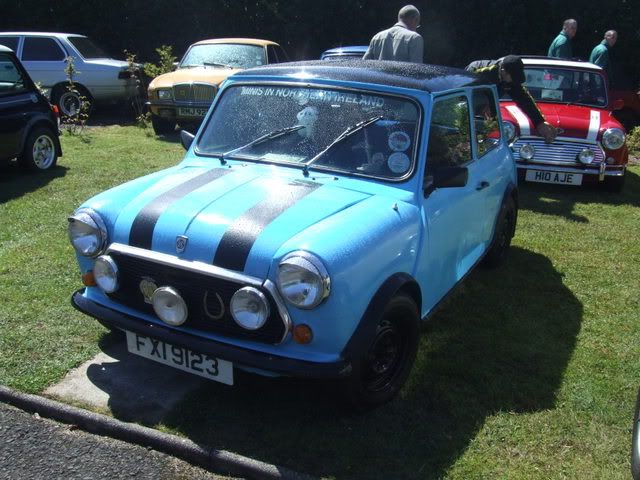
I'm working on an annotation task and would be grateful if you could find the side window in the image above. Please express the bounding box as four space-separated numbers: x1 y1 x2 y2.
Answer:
267 45 279 64
472 88 500 157
0 54 27 95
276 46 289 62
0 37 19 52
22 37 65 61
426 95 471 174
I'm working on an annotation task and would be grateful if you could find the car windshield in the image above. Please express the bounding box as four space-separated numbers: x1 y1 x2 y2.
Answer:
68 37 110 59
196 85 420 180
502 67 607 108
180 44 266 69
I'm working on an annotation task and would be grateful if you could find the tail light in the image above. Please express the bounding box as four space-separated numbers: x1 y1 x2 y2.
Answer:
52 104 60 128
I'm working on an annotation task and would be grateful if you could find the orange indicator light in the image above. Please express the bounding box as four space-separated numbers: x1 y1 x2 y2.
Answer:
293 324 313 344
82 271 96 286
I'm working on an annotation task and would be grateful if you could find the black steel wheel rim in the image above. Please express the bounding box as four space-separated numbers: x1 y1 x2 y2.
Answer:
363 319 407 392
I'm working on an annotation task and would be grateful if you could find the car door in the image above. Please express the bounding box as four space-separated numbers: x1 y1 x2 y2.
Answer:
470 87 512 243
20 36 68 89
0 52 33 160
416 93 487 313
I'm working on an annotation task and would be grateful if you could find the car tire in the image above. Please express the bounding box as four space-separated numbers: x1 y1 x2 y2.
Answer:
19 126 58 171
151 115 177 135
632 387 640 480
53 85 92 118
602 173 625 193
482 196 517 269
342 293 419 410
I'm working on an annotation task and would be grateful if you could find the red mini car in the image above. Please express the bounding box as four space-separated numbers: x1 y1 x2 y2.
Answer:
500 57 629 192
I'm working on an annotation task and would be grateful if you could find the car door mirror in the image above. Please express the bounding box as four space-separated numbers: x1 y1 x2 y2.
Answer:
180 130 195 150
424 166 468 195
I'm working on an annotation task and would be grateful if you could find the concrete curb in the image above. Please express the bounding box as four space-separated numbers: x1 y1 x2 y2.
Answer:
0 385 314 480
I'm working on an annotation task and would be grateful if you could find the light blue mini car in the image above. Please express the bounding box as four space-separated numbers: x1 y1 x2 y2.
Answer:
69 60 518 408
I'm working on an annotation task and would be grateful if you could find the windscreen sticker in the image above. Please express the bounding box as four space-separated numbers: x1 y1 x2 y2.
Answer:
388 131 411 152
387 152 411 174
239 86 385 108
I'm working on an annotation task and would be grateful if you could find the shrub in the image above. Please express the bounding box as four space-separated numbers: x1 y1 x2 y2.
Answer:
627 126 640 158
143 45 177 79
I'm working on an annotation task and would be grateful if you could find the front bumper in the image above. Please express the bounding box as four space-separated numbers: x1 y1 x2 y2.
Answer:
516 162 626 182
72 289 352 379
147 101 211 120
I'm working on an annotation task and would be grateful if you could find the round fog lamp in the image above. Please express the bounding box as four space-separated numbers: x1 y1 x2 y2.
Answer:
230 287 270 330
519 144 535 160
93 255 119 293
152 287 188 326
578 148 595 164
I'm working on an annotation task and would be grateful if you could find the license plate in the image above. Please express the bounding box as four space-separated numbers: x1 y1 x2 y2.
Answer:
125 331 233 385
525 170 583 185
178 107 208 117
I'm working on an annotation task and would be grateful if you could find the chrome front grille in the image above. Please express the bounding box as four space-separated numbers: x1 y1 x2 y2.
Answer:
512 138 605 165
172 83 217 103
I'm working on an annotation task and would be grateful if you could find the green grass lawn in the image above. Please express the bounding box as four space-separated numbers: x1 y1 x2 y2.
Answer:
1 126 639 479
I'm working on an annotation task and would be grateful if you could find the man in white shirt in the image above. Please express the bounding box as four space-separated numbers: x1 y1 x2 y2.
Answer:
363 5 423 63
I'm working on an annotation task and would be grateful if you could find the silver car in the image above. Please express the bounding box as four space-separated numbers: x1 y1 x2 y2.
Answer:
0 32 139 115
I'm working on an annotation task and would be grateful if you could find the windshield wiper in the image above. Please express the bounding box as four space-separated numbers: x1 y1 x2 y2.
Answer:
218 125 306 164
203 62 233 69
302 115 383 177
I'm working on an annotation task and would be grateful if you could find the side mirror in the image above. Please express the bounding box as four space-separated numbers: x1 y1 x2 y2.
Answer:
424 166 469 195
611 98 625 111
172 61 179 71
180 130 195 150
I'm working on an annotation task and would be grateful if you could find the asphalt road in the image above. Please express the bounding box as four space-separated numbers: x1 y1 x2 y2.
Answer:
0 403 234 480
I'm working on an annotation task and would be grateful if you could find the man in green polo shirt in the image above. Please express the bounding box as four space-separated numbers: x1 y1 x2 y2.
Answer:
589 30 618 77
548 19 577 58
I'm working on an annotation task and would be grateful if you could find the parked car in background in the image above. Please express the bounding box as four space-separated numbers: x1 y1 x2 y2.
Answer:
320 45 367 61
0 44 61 171
498 57 629 191
69 60 518 408
0 32 139 117
146 38 288 135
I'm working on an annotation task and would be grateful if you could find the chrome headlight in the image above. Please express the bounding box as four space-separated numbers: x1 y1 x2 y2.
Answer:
277 251 330 309
602 128 625 150
68 208 107 257
93 255 119 293
519 143 535 160
157 88 173 100
578 148 595 164
502 121 517 142
230 287 270 330
152 286 188 326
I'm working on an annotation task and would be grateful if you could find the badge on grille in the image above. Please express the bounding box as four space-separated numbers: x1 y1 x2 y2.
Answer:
176 235 188 253
139 277 158 304
203 291 225 320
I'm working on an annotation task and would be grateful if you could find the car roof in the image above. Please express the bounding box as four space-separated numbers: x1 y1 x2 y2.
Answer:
0 32 86 38
233 60 484 93
192 38 278 47
520 56 603 72
322 45 368 55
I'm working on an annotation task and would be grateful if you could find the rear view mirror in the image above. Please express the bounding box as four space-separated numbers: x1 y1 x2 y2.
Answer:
180 130 195 150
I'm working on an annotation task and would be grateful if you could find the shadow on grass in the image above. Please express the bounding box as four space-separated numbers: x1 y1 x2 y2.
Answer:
0 164 68 204
519 168 640 222
134 247 580 479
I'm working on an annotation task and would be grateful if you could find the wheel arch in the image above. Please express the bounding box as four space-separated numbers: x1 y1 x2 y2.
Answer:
51 81 94 102
19 117 62 157
341 272 421 364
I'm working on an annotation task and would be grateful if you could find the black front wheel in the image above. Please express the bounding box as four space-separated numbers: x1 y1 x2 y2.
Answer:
151 115 177 135
343 293 419 410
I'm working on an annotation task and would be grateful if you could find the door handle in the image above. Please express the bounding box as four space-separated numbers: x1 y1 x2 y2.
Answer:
476 181 490 191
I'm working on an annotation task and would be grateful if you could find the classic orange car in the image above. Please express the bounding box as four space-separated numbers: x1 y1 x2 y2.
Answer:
147 38 288 134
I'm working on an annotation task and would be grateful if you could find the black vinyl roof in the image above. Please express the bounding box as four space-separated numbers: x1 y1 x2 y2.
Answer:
233 60 485 93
